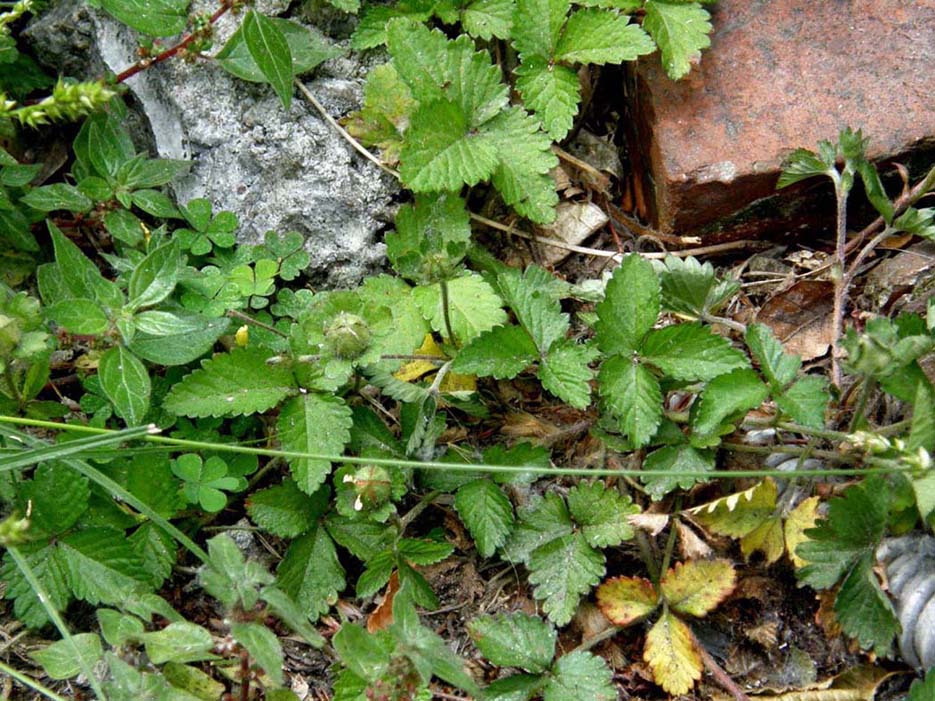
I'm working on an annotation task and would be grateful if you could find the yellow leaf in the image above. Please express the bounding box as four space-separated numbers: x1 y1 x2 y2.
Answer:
596 576 659 626
690 479 778 538
644 609 702 696
785 496 821 569
660 559 736 617
439 371 476 392
394 334 445 382
741 516 785 563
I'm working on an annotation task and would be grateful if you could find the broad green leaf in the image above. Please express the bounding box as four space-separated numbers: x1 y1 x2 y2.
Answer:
278 393 352 494
127 240 180 310
834 554 899 657
777 147 837 189
642 0 712 80
528 532 604 625
162 662 226 700
454 478 515 558
398 538 454 566
247 479 324 538
483 673 544 701
539 340 597 409
858 160 894 226
596 575 658 626
47 222 124 310
132 310 201 337
555 8 655 64
0 544 70 628
242 10 294 110
129 314 229 366
775 376 830 430
82 111 134 179
595 254 659 354
163 347 296 417
260 586 326 647
98 346 151 426
745 323 801 388
326 515 393 562
599 356 662 448
100 0 188 36
691 368 767 438
910 379 935 453
498 266 569 352
462 0 514 39
356 550 395 598
332 624 392 681
511 0 570 59
30 633 103 680
467 612 555 673
642 444 713 500
658 254 739 318
21 183 92 213
399 99 498 192
644 609 702 696
59 528 148 607
566 481 639 548
141 621 215 664
98 609 145 648
641 323 748 381
486 106 559 224
277 526 345 621
413 273 506 345
501 492 573 564
131 189 181 218
386 18 451 102
443 33 511 125
543 650 615 701
660 559 736 617
451 325 538 379
231 621 284 686
22 462 89 535
909 668 935 701
217 18 339 83
514 58 579 141
45 298 108 335
118 157 190 190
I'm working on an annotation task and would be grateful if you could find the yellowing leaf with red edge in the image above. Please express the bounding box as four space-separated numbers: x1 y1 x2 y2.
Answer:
660 558 736 617
644 608 702 696
690 479 778 538
785 496 821 569
595 576 658 626
394 334 445 382
741 516 784 563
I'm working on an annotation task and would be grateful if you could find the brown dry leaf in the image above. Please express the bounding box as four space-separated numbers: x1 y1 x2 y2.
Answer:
367 571 400 632
677 522 713 560
628 512 669 536
537 201 609 266
815 590 842 639
501 411 564 445
711 664 897 701
746 619 780 648
756 280 834 361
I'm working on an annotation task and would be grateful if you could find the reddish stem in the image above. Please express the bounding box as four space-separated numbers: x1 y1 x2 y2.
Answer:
114 1 233 84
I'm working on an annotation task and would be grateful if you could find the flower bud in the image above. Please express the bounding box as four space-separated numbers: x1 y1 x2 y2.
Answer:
323 312 371 358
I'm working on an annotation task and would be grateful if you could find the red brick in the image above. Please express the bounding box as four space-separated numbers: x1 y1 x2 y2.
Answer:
627 0 935 240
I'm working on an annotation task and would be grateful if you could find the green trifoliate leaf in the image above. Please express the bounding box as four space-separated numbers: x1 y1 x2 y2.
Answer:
278 393 352 495
242 10 294 110
462 0 514 39
413 273 506 344
566 481 639 548
775 376 830 430
797 477 890 590
596 254 660 354
555 8 654 64
501 492 573 563
642 444 714 500
745 322 801 388
467 612 556 673
832 553 899 657
277 525 346 621
231 621 285 686
98 346 151 426
511 0 570 59
385 18 451 103
642 0 712 80
487 107 559 224
658 254 739 318
247 479 325 538
0 544 70 628
30 633 103 680
452 325 538 379
515 59 580 141
528 532 604 625
599 356 662 448
641 323 748 381
400 99 499 192
539 340 597 409
454 478 515 558
543 650 616 701
691 368 767 439
172 454 238 513
59 528 149 607
498 265 569 353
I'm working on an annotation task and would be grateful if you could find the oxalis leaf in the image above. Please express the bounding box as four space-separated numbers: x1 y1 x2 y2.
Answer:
163 347 296 418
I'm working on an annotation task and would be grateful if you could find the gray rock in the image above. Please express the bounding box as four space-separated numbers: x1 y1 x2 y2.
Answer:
24 0 398 287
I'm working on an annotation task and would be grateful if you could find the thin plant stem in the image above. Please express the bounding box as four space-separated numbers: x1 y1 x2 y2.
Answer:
572 624 624 654
831 179 849 388
0 417 911 481
228 309 288 338
6 547 107 701
659 497 681 576
635 529 660 586
0 659 68 701
398 490 441 532
439 278 456 346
